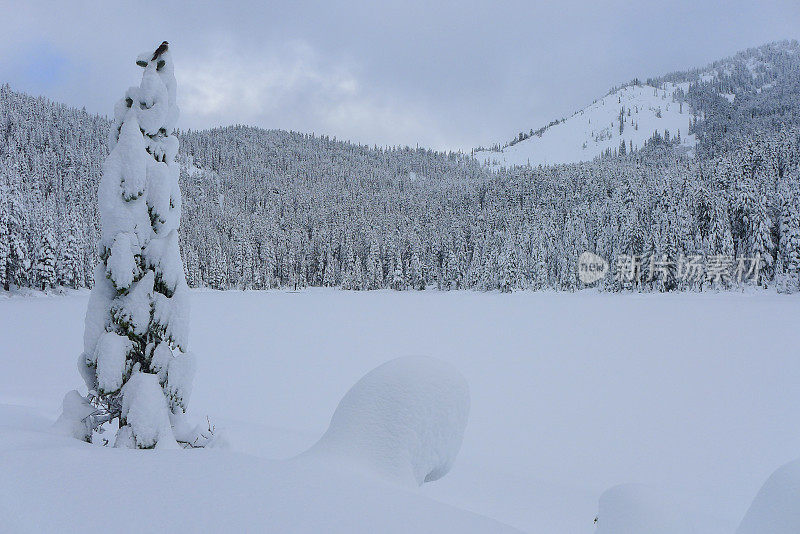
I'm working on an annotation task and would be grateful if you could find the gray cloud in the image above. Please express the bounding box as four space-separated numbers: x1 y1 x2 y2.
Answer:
1 0 799 150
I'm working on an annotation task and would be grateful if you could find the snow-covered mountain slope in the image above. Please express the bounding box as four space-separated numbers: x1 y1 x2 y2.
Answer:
475 83 696 167
476 40 800 168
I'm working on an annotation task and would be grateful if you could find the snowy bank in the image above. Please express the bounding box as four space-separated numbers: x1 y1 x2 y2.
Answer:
0 402 515 533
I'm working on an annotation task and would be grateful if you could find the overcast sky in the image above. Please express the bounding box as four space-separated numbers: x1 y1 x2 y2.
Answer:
2 1 799 151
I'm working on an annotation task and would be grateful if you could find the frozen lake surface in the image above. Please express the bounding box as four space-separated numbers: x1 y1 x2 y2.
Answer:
1 288 798 532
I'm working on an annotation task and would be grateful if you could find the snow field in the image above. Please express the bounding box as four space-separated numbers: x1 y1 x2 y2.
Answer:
1 289 799 532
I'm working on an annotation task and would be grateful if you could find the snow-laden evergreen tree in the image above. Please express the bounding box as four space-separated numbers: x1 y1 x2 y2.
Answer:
353 254 364 290
2 172 28 291
35 229 57 291
62 43 202 449
59 220 84 289
498 234 520 293
776 191 800 293
0 175 9 290
409 238 424 290
367 237 382 289
261 236 277 288
322 248 336 287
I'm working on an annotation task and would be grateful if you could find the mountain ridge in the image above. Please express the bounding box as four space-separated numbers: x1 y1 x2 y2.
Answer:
475 39 800 167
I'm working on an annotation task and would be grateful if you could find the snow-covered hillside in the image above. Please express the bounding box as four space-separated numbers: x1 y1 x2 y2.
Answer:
475 40 800 168
2 289 800 532
476 83 696 167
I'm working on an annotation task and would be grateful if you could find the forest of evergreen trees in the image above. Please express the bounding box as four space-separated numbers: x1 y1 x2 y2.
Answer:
1 42 799 294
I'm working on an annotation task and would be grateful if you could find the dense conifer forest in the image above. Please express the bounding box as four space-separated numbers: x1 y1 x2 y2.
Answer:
1 42 799 293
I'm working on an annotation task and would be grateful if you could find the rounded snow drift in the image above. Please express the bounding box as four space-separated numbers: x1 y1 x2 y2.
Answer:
306 356 470 487
595 483 695 534
736 458 800 534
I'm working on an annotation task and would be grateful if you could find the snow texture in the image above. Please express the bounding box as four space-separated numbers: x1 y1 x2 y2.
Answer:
99 112 150 249
595 484 696 533
152 280 190 349
165 348 196 412
110 270 154 336
143 230 183 292
306 356 470 487
150 342 172 382
107 232 139 289
120 372 177 449
94 331 131 393
52 390 95 441
82 263 114 360
736 458 800 534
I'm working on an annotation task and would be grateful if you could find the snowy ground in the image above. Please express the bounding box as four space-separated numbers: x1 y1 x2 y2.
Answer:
1 289 799 532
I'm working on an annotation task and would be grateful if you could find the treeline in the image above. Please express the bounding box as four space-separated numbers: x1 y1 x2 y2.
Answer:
175 126 800 293
1 75 799 294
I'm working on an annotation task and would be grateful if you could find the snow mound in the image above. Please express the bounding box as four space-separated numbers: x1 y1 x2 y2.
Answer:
305 356 470 486
595 484 696 534
736 458 800 534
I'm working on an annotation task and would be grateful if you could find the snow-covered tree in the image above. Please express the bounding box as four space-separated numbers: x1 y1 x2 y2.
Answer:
0 176 9 290
352 254 364 290
366 237 382 289
65 43 200 449
35 229 57 291
59 221 84 289
409 239 424 290
320 249 332 287
1 171 28 291
498 235 520 293
776 192 800 293
390 249 405 290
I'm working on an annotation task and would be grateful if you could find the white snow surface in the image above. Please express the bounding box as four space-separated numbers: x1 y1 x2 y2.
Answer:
595 484 697 533
476 83 696 167
0 405 515 534
305 356 469 487
736 458 800 534
2 289 799 532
